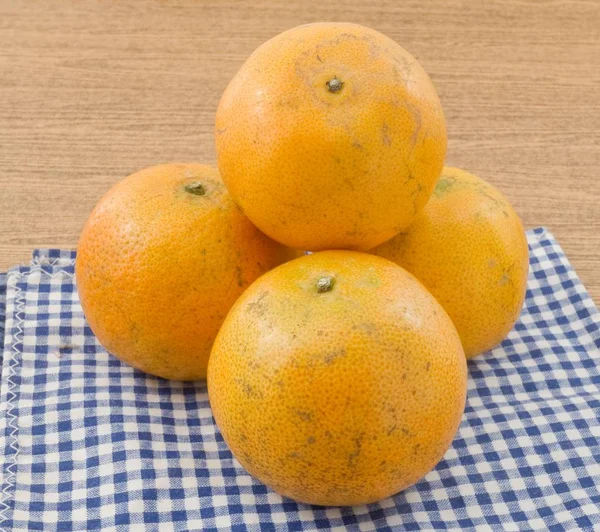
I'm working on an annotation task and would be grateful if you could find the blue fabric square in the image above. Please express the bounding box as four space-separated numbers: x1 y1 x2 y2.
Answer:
0 231 599 531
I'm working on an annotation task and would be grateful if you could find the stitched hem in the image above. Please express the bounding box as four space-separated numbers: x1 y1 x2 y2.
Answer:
0 271 25 530
0 265 75 531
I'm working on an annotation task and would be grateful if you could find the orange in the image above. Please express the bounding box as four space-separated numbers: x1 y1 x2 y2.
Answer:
215 22 447 251
370 167 529 358
76 163 298 380
208 251 467 506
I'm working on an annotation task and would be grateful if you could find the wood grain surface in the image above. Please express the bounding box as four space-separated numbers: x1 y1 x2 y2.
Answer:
0 0 598 302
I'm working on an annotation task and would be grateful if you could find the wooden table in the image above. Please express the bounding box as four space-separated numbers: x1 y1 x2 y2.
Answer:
1 1 598 302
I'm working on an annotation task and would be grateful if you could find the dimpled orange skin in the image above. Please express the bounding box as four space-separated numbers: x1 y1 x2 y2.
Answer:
208 251 467 506
370 167 529 359
215 22 447 251
76 163 298 381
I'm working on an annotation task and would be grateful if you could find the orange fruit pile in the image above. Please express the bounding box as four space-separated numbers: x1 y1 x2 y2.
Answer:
77 22 528 506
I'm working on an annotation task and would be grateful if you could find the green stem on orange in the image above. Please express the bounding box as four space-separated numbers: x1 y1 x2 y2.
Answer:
184 181 206 196
316 276 335 293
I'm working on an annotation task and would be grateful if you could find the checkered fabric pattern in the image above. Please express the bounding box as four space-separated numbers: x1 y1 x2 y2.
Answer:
0 272 6 362
0 228 598 531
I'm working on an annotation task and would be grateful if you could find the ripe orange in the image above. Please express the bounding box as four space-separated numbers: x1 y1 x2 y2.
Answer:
216 22 447 251
208 251 467 506
370 167 529 358
76 163 298 380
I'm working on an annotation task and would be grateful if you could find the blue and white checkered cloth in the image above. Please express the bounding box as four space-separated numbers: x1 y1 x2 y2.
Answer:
0 272 6 359
0 227 598 531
